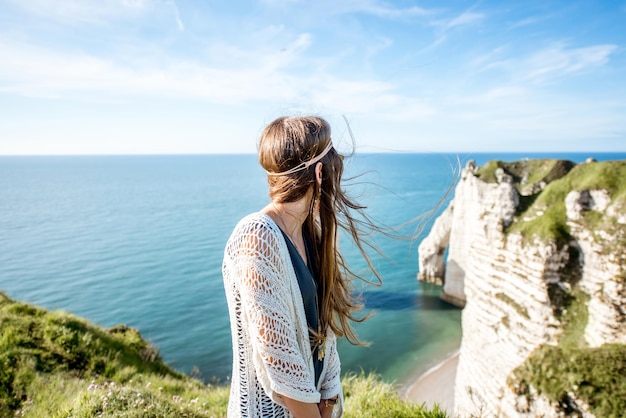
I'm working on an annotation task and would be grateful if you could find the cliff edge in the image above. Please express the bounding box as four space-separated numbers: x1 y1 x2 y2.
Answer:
418 158 626 417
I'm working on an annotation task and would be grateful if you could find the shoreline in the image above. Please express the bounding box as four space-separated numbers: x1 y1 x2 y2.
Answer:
402 350 460 415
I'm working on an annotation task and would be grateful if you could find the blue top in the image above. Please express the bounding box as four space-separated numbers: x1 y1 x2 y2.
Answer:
279 227 324 386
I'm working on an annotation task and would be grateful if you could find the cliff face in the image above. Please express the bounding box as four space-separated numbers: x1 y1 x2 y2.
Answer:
418 160 520 307
418 159 626 417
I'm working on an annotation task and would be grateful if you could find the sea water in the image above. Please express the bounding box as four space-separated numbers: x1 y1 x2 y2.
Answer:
1 152 623 384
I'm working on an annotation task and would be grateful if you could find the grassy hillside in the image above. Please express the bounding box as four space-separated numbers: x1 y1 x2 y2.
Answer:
0 292 447 417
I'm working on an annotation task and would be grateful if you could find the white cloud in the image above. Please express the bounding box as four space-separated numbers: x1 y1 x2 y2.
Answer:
420 10 485 52
524 43 617 82
259 0 300 5
0 46 289 103
310 77 437 120
509 16 541 29
364 36 393 68
276 0 435 19
203 32 313 73
458 86 527 105
167 0 184 31
434 78 626 151
359 3 432 19
439 11 484 31
468 42 618 84
0 34 429 120
468 46 510 69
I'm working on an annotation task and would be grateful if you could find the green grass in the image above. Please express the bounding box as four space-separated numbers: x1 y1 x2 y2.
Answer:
0 291 229 417
342 372 448 418
558 289 590 351
0 292 447 417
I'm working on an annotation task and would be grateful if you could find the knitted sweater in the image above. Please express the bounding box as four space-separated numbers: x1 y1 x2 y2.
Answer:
222 212 343 417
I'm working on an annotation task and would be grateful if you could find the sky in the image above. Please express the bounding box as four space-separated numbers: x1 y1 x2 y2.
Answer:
0 0 625 155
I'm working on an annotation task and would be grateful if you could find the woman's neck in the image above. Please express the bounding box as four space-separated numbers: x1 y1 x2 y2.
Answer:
263 194 312 264
263 199 308 240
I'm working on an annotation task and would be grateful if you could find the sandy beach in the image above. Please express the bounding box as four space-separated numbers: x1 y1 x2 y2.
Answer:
403 351 459 416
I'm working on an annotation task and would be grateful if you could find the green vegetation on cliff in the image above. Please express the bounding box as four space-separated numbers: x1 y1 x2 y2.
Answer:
512 343 626 417
476 159 626 244
475 158 575 194
0 292 446 417
509 289 626 417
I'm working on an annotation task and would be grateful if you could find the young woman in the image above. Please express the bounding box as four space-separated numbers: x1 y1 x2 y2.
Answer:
222 116 380 417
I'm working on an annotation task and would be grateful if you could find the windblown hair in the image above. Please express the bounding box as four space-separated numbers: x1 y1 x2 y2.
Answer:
258 115 381 345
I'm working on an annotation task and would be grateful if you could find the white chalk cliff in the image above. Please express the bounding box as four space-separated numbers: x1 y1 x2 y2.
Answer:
418 158 626 417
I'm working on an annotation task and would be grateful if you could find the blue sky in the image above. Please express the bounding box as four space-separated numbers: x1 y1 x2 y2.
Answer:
1 0 625 154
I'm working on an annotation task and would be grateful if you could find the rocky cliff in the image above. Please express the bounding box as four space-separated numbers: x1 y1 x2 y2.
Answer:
418 158 626 417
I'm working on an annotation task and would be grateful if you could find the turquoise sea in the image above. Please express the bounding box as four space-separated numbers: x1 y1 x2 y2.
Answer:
1 152 624 385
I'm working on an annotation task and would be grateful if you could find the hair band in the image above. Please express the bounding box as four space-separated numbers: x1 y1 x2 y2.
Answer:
266 141 333 176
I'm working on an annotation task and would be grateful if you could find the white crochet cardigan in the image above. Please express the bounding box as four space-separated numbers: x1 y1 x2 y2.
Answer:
223 212 343 417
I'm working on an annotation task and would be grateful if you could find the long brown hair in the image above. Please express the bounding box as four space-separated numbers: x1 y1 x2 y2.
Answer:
258 115 381 345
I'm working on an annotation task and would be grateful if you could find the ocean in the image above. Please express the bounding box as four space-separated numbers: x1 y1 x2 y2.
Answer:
1 152 623 385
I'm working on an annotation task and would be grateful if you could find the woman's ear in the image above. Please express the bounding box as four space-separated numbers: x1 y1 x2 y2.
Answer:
315 162 323 186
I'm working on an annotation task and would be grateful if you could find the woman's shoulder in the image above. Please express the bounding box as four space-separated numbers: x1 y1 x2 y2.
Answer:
225 212 289 265
233 211 276 233
228 212 281 245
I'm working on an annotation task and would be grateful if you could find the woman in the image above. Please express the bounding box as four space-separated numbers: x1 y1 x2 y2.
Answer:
222 116 380 417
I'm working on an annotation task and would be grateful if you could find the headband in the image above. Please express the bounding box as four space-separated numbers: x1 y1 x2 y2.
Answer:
266 141 334 176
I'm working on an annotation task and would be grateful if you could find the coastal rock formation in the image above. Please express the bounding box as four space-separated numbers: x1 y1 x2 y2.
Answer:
418 158 626 417
418 160 520 307
417 203 453 286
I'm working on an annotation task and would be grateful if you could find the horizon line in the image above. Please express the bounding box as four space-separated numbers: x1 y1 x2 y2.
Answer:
1 150 625 157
